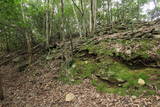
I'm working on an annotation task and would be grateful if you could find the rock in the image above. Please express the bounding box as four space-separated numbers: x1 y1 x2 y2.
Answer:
153 35 160 39
12 57 21 63
70 79 75 82
84 61 88 64
65 93 75 102
12 56 24 63
131 95 137 99
153 28 160 34
117 78 125 83
116 48 121 52
138 78 145 86
72 64 76 68
126 50 131 55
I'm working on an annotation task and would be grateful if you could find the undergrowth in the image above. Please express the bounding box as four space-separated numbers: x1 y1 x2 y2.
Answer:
59 38 160 97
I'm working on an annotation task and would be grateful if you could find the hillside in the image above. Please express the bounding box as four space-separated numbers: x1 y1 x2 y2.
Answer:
63 19 160 96
0 20 160 107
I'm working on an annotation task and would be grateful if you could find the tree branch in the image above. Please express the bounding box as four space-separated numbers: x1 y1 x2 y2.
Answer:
71 0 83 16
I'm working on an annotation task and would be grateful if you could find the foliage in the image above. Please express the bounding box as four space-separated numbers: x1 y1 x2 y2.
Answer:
1 0 160 98
0 0 159 52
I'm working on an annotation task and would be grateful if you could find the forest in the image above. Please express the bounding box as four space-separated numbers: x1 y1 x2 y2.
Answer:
0 0 160 106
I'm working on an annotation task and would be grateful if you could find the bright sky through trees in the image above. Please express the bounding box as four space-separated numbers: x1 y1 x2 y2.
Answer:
142 1 155 14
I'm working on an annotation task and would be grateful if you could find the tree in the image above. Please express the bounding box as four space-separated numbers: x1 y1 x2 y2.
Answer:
90 0 97 34
21 0 32 65
0 0 156 53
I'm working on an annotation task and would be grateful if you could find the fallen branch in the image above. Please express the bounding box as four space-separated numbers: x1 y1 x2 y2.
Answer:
0 58 13 67
140 61 160 68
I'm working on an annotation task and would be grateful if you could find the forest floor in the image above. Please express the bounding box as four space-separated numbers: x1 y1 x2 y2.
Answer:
0 58 160 107
1 20 160 107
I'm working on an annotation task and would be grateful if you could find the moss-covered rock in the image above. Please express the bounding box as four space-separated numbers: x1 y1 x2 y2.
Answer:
60 51 160 96
80 38 160 66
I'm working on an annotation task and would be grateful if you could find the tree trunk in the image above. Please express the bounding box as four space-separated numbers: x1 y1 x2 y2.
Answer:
21 0 32 65
90 0 97 34
107 0 110 24
49 0 53 45
72 0 87 37
153 0 158 9
61 0 65 41
0 76 4 100
45 0 50 49
61 0 66 61
137 0 140 21
71 0 82 37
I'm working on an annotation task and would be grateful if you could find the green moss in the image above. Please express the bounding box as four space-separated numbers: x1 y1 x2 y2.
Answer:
157 50 160 55
92 79 108 93
60 59 98 84
80 39 156 61
61 52 160 96
60 37 160 96
92 70 156 96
